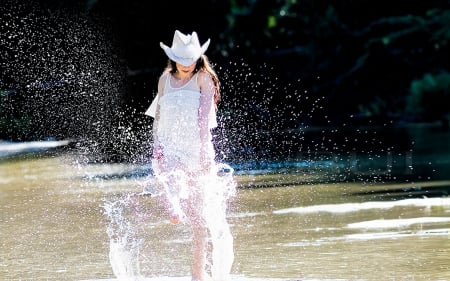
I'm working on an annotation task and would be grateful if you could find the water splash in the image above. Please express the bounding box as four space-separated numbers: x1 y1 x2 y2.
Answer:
102 163 236 280
103 194 146 280
200 164 236 280
0 0 132 162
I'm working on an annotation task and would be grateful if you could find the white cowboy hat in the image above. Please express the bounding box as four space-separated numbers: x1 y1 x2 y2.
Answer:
160 30 210 66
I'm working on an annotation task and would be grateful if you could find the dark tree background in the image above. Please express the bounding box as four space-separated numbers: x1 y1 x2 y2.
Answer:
1 0 449 161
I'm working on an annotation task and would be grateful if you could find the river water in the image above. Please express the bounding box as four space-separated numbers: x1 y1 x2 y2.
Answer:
1 125 449 281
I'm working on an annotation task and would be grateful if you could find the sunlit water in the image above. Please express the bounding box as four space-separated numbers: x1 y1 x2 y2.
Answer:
1 138 449 281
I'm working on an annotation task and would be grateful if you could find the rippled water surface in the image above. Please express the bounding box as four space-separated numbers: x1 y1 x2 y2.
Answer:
1 148 449 281
1 124 450 281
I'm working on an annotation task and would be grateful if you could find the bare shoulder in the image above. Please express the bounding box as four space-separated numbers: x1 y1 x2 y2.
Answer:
197 70 213 85
197 70 215 98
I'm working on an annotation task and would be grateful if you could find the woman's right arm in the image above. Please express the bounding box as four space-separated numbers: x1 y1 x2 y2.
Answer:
152 74 166 160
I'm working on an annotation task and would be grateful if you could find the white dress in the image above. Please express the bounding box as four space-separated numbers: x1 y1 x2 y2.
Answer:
145 72 217 172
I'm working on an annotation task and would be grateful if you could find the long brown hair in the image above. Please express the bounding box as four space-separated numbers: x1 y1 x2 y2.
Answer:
165 55 221 107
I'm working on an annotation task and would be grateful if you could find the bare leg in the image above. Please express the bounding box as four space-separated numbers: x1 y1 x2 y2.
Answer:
185 185 210 281
191 219 208 281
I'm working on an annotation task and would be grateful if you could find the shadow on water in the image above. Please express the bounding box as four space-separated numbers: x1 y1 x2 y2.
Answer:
350 184 450 200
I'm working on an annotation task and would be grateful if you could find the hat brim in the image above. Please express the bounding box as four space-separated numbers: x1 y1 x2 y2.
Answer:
160 39 210 66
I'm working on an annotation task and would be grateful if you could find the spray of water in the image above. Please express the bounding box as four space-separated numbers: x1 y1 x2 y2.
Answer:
201 164 236 279
0 1 132 162
212 58 434 190
102 163 236 280
103 194 146 280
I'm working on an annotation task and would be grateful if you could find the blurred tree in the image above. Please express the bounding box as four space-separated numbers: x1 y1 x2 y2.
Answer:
219 0 450 125
406 72 450 127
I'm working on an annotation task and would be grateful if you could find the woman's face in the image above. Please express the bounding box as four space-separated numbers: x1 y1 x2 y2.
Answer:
176 62 196 75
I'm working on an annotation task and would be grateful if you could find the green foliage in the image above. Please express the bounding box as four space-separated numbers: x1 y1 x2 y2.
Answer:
406 72 450 121
358 96 388 117
429 9 450 49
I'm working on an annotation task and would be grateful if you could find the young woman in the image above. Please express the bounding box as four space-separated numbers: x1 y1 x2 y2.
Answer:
145 30 234 281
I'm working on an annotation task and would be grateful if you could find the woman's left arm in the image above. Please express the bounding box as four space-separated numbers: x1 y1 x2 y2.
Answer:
198 71 215 171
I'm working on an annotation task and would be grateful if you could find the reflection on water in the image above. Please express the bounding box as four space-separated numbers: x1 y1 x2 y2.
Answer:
0 125 450 281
